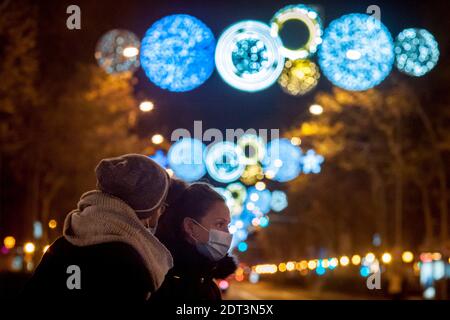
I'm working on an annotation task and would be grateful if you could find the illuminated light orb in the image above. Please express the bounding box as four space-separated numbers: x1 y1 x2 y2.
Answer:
395 28 439 77
237 134 266 165
263 138 302 182
259 216 269 228
215 20 284 92
270 190 288 212
205 142 245 183
270 4 323 59
238 242 248 252
278 59 320 96
168 138 206 182
360 266 370 277
240 164 264 185
149 150 168 168
246 187 272 214
140 14 216 92
301 149 324 174
226 182 248 204
95 29 140 74
318 14 394 91
316 266 326 276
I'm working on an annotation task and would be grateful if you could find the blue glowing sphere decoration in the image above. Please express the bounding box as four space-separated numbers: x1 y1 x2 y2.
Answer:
318 14 394 91
271 4 323 59
263 138 302 182
140 14 216 92
395 28 439 77
246 187 272 214
270 190 288 212
168 138 206 182
95 29 140 74
301 149 324 174
205 142 245 183
215 20 285 92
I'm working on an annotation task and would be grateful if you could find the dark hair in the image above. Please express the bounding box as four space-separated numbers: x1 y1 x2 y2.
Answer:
156 180 225 248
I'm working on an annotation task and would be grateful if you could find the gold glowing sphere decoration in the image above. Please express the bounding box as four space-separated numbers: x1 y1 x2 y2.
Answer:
278 59 320 96
240 164 264 186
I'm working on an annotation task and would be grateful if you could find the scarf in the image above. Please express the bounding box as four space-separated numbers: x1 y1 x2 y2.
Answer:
63 190 173 293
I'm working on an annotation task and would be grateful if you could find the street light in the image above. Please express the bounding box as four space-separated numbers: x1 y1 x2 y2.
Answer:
151 134 164 145
309 104 323 115
339 256 350 266
48 219 57 229
139 100 154 112
3 236 16 249
24 242 35 254
351 254 361 265
402 251 414 263
381 252 392 264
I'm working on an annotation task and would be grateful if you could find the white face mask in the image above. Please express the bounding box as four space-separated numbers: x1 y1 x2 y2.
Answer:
190 219 232 261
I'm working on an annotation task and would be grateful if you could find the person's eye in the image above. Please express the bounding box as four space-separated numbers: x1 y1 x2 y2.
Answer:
216 222 225 228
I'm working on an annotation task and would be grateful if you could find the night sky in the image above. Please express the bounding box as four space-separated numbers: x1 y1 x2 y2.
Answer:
38 0 448 138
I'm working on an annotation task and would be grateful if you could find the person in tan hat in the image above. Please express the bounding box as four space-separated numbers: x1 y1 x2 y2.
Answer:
20 154 173 306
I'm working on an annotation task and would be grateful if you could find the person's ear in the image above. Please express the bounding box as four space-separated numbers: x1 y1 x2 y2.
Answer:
183 217 195 237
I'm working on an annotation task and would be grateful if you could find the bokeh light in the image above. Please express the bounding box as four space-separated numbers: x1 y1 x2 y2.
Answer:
245 187 272 214
95 29 140 74
139 100 154 112
240 164 264 185
237 134 266 165
263 138 302 182
395 28 439 77
238 242 248 252
278 59 320 96
205 142 245 183
168 138 206 182
24 242 35 254
151 134 164 145
309 104 323 115
149 150 168 168
402 251 414 263
318 14 394 91
226 182 248 204
270 190 288 212
3 236 16 249
270 4 323 59
140 14 215 92
301 149 324 174
215 20 284 92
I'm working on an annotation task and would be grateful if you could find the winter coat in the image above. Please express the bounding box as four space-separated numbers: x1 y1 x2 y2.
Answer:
150 239 237 301
20 190 173 306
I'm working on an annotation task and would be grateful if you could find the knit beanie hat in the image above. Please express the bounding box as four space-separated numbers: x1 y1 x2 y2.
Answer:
95 154 170 219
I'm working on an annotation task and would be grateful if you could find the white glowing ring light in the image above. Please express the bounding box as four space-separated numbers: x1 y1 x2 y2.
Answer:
205 142 246 183
270 4 323 59
237 134 267 165
215 20 285 92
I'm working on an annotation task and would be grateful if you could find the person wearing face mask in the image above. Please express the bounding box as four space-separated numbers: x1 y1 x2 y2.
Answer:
151 180 237 301
20 154 173 306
